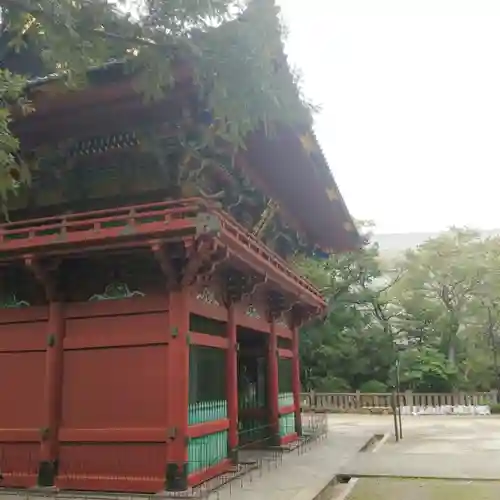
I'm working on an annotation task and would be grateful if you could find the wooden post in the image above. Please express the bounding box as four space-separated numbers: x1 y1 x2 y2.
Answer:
267 319 280 444
405 390 414 410
38 301 65 487
311 390 316 410
459 391 466 406
165 288 190 491
490 389 499 405
24 257 64 488
291 325 302 435
226 304 238 459
355 390 361 410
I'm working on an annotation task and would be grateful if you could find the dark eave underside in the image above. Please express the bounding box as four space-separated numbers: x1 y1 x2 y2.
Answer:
9 61 360 254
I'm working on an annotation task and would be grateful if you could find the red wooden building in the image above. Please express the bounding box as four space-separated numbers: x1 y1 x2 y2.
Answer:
0 56 358 492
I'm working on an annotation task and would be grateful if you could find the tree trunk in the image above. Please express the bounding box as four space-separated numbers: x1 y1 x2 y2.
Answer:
447 343 456 365
446 321 462 366
486 307 500 391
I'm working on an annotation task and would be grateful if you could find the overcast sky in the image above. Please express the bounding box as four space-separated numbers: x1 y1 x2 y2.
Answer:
277 0 500 233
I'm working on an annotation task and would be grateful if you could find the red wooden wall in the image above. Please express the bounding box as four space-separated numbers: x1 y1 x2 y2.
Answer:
0 308 48 487
57 297 168 492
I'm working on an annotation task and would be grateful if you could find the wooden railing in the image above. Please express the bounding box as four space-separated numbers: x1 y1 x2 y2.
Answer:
0 198 324 305
300 390 499 412
0 198 203 251
213 208 324 302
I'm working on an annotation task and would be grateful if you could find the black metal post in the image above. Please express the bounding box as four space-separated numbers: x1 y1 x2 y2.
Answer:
395 357 403 439
391 391 399 442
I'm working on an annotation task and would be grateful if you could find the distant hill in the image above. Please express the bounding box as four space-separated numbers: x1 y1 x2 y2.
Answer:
373 229 500 257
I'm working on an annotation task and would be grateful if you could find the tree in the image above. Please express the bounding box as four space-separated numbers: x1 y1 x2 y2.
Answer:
0 0 313 206
298 227 500 394
461 236 500 390
296 228 394 391
386 229 500 391
389 228 488 365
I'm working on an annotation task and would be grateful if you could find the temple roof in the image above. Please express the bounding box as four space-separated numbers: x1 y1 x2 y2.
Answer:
1 33 360 254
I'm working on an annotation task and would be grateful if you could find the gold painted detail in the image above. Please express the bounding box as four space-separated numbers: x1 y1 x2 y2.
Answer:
0 293 30 308
196 287 220 306
252 200 280 238
299 132 317 155
89 282 145 301
326 187 339 201
276 316 287 327
246 304 261 319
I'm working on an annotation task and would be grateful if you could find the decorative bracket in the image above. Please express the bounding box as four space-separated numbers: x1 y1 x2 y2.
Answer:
151 238 228 291
24 255 60 302
195 212 221 238
291 303 324 328
181 239 213 287
151 241 178 287
220 268 267 308
266 290 289 323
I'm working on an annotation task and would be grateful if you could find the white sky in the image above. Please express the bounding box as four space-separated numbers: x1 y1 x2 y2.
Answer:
277 0 500 233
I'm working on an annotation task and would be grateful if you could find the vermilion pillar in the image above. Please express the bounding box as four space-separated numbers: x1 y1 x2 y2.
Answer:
38 301 65 487
165 288 190 491
267 319 279 444
226 304 238 459
292 325 302 436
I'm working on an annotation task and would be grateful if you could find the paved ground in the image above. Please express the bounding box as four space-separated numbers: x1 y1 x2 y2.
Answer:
347 478 500 500
340 415 500 480
215 422 378 500
338 415 500 500
219 415 500 499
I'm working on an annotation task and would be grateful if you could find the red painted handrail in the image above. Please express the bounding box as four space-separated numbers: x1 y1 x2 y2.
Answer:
0 198 323 303
0 198 204 232
210 207 324 302
0 200 203 249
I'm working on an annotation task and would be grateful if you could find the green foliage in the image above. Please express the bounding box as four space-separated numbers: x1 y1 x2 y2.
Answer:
359 380 388 393
314 376 351 393
0 68 32 208
397 346 457 392
295 227 395 392
297 227 500 394
490 403 500 414
0 0 312 205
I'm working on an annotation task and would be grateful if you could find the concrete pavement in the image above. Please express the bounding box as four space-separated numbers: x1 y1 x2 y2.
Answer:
340 415 500 481
338 415 500 499
347 478 500 500
215 430 378 500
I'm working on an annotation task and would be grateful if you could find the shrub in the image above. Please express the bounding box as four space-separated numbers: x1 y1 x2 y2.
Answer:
315 376 351 393
490 403 500 414
359 380 388 393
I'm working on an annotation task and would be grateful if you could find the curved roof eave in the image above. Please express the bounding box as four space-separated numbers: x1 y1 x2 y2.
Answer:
245 126 361 254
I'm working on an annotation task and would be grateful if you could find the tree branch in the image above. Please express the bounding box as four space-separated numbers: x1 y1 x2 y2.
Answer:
0 0 165 63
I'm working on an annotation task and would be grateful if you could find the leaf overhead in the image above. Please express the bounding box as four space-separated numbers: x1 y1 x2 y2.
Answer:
0 0 314 206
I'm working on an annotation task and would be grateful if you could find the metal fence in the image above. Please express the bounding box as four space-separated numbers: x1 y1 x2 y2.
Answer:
0 413 328 500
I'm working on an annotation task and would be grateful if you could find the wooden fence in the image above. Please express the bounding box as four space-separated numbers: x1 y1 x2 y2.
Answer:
300 390 499 412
